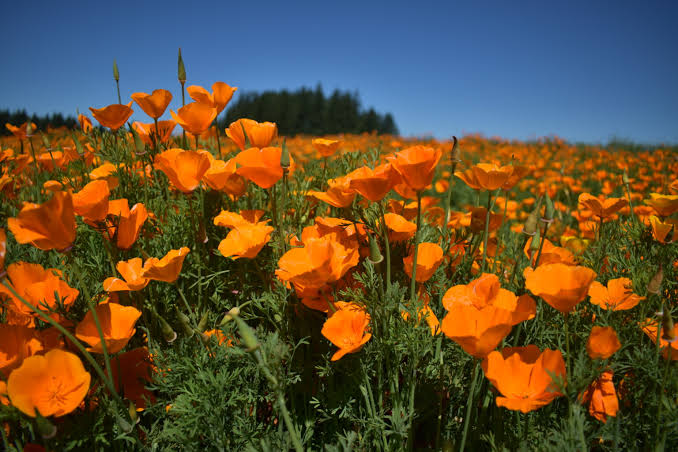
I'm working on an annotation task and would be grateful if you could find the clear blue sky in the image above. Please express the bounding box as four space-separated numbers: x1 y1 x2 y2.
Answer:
3 0 677 144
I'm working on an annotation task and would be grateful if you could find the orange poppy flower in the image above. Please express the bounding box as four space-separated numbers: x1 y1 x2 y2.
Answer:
75 302 142 353
218 223 274 259
524 237 576 267
7 349 90 418
131 89 173 120
234 147 291 189
0 325 42 375
89 102 134 131
170 102 217 136
579 370 619 423
8 191 76 251
403 242 444 282
501 165 530 190
103 258 152 292
5 122 37 140
226 119 278 151
588 278 644 311
382 213 416 242
276 236 359 291
586 326 621 359
649 215 676 244
308 176 356 208
187 82 237 115
482 345 566 413
42 180 63 193
578 193 628 220
154 149 211 193
321 302 371 361
524 263 597 314
132 120 176 146
457 163 514 191
213 210 266 229
106 199 148 250
78 114 93 133
90 162 121 190
201 154 247 197
641 319 678 361
312 138 342 158
142 247 190 283
470 207 504 233
386 145 441 191
347 163 399 201
644 193 678 217
73 180 110 222
441 302 515 358
0 262 79 318
111 347 156 410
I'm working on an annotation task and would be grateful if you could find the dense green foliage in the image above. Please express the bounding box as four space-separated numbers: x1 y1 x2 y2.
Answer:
221 86 399 136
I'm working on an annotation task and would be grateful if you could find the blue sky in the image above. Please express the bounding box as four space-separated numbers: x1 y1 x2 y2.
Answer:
2 0 677 144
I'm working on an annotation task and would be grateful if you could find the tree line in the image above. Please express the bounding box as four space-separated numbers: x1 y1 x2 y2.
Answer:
221 85 399 136
1 109 77 135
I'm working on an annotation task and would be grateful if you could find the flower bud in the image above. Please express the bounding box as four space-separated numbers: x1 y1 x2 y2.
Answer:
543 193 555 221
661 305 676 342
233 315 260 352
113 59 120 82
622 170 630 185
40 133 51 150
197 311 209 332
450 136 461 163
648 265 663 295
530 225 541 253
176 308 194 337
523 201 541 236
177 48 186 84
280 139 290 170
367 234 383 264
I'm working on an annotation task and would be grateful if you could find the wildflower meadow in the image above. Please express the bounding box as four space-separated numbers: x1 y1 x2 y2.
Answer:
0 55 677 451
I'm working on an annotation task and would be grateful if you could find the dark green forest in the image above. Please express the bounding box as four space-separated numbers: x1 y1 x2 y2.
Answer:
221 86 398 136
1 110 77 135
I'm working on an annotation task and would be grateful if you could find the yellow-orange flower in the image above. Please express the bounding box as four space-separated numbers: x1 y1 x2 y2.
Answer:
579 371 619 423
234 147 291 189
7 349 90 418
142 247 191 283
347 163 399 201
456 163 514 191
8 191 76 251
321 302 371 361
73 180 110 222
170 102 217 136
187 82 237 115
588 278 644 311
482 345 566 413
524 263 597 314
586 326 621 359
75 302 142 353
386 146 442 191
312 138 342 158
226 119 277 151
89 102 134 131
403 242 444 282
578 193 628 220
154 149 211 193
644 193 678 217
103 258 152 292
131 89 173 120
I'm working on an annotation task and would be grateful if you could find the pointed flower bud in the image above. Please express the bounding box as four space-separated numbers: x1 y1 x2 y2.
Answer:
648 265 663 295
368 234 383 264
450 136 461 163
233 315 260 352
113 60 120 82
177 48 186 84
280 139 290 170
661 305 676 343
544 193 555 221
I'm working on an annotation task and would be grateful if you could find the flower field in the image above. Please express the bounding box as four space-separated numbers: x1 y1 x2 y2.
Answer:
0 74 677 451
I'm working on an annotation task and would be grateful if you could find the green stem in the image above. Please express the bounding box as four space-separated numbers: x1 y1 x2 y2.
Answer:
534 222 551 267
655 347 672 446
181 82 187 148
459 360 480 452
480 191 493 274
379 203 392 292
410 192 423 303
443 161 459 225
116 80 122 104
175 282 196 325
